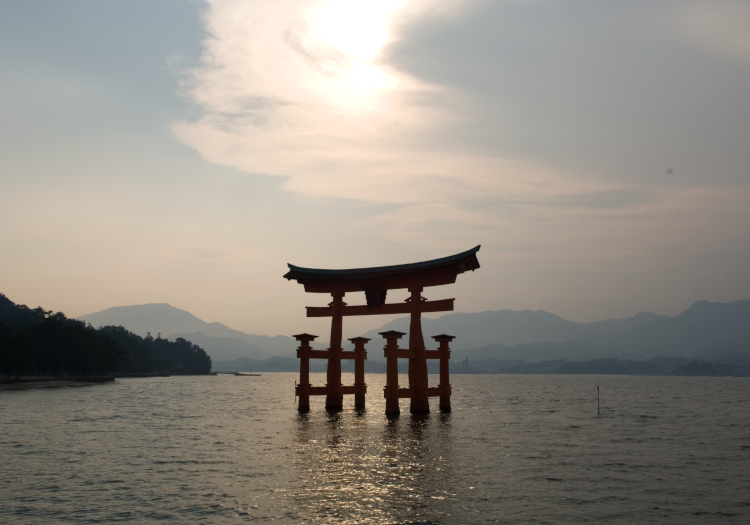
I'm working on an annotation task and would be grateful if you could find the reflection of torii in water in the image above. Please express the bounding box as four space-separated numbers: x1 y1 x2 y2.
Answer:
284 245 481 415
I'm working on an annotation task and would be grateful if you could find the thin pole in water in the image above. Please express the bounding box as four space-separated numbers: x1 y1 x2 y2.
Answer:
597 385 600 415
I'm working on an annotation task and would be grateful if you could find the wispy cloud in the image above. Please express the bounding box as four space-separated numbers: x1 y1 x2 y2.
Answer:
173 0 598 211
174 0 750 265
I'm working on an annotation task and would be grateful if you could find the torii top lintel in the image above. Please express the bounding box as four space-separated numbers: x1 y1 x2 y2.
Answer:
284 245 481 294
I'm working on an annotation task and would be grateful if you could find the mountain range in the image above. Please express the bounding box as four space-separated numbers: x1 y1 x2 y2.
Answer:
78 300 750 366
77 303 312 361
358 300 750 363
358 309 666 350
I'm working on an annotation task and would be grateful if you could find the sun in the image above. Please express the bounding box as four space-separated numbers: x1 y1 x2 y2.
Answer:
307 0 404 60
300 0 413 107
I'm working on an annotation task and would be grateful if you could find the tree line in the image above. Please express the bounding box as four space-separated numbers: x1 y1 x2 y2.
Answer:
0 294 211 376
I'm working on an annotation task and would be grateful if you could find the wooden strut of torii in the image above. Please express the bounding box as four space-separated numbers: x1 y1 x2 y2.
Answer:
284 245 481 415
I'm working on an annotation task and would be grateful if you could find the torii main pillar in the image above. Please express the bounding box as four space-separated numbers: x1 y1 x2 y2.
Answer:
407 287 429 413
325 292 345 409
284 245 481 414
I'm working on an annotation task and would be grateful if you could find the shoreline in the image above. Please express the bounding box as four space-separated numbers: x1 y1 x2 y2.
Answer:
0 376 114 389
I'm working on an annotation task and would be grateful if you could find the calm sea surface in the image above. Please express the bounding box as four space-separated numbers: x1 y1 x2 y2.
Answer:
1 374 749 524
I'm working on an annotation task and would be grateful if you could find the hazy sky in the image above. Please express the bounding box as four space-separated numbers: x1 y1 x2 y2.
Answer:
2 0 749 338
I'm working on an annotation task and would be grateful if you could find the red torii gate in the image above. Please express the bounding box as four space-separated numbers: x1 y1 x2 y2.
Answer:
284 245 481 415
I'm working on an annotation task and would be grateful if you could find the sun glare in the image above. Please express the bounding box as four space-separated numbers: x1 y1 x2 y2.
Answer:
300 0 413 108
308 0 405 60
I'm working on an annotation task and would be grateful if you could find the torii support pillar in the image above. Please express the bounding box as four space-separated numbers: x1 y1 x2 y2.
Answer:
432 334 455 412
381 330 405 415
349 337 369 408
294 333 318 412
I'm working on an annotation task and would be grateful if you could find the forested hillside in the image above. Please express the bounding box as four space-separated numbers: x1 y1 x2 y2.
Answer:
0 294 211 376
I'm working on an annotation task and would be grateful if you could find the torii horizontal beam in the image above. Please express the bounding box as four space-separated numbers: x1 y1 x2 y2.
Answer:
306 298 454 317
299 349 448 359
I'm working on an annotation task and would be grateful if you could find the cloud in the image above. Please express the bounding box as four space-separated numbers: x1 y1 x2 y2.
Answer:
173 0 592 210
173 0 750 269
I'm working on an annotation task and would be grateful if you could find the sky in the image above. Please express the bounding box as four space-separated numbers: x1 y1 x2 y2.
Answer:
2 0 749 339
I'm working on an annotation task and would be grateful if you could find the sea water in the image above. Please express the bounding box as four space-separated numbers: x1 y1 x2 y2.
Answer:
1 374 748 524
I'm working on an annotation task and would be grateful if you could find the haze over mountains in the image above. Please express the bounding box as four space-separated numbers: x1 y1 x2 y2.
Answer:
359 310 666 351
362 300 750 364
78 300 750 367
77 304 305 361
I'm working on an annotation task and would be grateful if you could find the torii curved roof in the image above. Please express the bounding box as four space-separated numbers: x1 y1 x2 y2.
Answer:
284 245 481 283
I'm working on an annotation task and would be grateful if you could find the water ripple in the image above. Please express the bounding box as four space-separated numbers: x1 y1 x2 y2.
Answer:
1 374 748 523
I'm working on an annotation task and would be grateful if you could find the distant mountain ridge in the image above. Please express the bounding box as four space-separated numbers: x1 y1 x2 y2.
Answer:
357 309 666 351
168 332 270 361
77 303 306 360
78 299 750 365
574 299 750 359
401 300 750 363
452 342 620 363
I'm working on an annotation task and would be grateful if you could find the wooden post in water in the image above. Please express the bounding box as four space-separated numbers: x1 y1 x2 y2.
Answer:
294 333 318 412
349 336 370 409
432 334 455 412
325 292 345 410
381 330 405 415
597 385 600 415
408 287 430 414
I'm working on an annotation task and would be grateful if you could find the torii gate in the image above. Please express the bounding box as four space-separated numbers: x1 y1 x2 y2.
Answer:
284 245 480 415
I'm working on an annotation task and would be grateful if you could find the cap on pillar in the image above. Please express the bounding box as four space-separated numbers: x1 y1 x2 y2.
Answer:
431 334 456 342
293 333 319 341
379 330 406 339
348 337 371 343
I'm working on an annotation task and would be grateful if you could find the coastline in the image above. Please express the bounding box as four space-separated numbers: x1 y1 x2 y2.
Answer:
0 376 114 389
